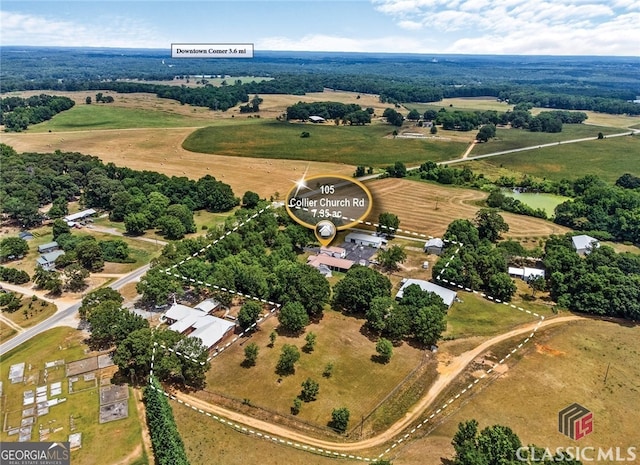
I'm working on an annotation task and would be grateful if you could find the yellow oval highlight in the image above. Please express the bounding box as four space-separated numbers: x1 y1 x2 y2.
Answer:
285 174 373 231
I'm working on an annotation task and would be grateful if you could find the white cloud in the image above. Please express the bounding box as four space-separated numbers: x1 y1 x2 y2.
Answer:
0 11 164 48
258 34 437 54
371 0 640 55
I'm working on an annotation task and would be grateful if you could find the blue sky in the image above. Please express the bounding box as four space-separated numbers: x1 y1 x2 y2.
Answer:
1 0 639 56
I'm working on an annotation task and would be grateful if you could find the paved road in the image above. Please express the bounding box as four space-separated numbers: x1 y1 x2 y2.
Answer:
0 264 150 357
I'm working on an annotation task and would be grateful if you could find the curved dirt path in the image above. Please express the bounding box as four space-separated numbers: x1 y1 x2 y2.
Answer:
174 315 582 453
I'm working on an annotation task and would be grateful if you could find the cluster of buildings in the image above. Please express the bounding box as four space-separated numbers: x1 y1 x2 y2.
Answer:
36 241 64 271
161 298 237 351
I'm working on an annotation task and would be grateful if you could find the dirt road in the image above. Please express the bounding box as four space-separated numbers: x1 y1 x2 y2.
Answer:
173 315 582 453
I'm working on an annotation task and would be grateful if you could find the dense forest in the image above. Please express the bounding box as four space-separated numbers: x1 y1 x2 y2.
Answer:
0 144 238 238
2 48 639 115
543 236 640 320
0 94 75 131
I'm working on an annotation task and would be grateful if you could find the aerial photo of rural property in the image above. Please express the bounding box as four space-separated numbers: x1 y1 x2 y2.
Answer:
0 1 639 464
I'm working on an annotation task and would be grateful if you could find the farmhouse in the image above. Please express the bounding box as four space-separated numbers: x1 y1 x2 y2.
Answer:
162 299 234 350
308 115 325 123
508 266 545 281
345 232 385 248
36 250 65 271
38 241 59 254
307 254 354 273
320 246 347 258
424 238 444 255
396 278 458 308
571 235 600 256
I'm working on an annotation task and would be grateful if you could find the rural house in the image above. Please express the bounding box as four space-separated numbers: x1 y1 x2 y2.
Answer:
161 299 235 351
571 235 600 256
36 250 65 271
396 278 458 308
320 246 347 258
307 254 354 273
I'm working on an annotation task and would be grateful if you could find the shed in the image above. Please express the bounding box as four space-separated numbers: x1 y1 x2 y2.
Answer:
64 208 97 223
424 238 444 255
345 232 385 248
396 278 457 308
38 241 59 254
508 266 545 281
571 235 600 256
309 115 325 123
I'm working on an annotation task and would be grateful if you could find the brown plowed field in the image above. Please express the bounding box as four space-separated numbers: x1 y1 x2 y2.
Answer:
365 178 570 238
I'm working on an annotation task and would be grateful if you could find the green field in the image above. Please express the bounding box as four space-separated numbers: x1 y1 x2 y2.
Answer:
444 292 554 340
0 328 146 465
464 135 640 182
471 124 622 155
183 120 467 166
502 190 570 216
28 104 212 132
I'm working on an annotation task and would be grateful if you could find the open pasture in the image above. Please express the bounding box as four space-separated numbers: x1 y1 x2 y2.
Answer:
364 178 570 238
465 135 640 182
397 318 640 464
182 119 467 166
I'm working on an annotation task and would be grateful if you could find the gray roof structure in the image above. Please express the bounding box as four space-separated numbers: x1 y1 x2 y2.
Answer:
396 278 457 308
571 235 600 253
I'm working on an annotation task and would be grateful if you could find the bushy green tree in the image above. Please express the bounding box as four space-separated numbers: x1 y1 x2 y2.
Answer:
375 338 393 363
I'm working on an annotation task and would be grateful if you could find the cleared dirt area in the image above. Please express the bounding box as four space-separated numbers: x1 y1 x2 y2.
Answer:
1 128 354 198
397 318 640 464
365 178 570 238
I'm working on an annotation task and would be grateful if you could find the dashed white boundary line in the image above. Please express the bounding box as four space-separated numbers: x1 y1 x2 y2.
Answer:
149 207 544 461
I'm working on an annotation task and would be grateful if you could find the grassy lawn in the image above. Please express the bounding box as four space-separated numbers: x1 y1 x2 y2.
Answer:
0 327 145 465
183 119 467 166
444 291 554 340
28 104 213 132
502 191 570 216
471 124 622 155
402 318 640 464
1 294 57 330
199 309 430 430
465 134 640 182
173 400 338 465
0 320 17 340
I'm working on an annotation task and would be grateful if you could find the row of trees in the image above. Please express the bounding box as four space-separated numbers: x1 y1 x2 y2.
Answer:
143 380 190 465
0 265 30 284
286 101 364 121
0 94 75 132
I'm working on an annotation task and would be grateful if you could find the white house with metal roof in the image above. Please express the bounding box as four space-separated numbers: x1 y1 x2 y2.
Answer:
395 278 457 308
571 235 600 255
162 299 235 350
